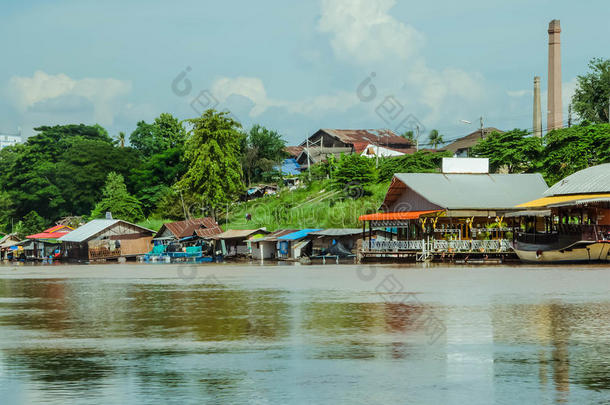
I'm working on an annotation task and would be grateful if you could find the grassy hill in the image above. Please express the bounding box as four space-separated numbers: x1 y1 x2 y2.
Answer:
222 180 389 231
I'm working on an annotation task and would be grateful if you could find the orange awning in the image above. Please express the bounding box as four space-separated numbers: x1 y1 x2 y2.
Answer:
358 210 443 221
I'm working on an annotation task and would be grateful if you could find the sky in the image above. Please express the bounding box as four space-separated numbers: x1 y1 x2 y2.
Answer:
1 0 608 146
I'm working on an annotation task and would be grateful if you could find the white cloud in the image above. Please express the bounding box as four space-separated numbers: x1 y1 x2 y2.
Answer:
210 76 360 118
317 0 423 64
8 70 131 125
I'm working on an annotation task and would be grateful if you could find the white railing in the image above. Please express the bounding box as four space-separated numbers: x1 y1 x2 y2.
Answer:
368 239 511 252
369 240 423 251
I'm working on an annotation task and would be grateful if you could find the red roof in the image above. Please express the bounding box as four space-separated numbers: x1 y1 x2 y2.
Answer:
358 210 442 221
26 224 74 240
158 217 222 239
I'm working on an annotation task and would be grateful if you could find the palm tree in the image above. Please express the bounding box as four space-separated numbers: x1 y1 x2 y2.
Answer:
428 129 444 150
117 131 125 148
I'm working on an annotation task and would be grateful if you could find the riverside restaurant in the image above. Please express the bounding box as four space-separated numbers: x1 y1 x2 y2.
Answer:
358 158 549 261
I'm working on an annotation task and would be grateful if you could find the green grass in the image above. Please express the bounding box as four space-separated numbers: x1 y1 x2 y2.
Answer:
222 180 390 231
137 217 169 232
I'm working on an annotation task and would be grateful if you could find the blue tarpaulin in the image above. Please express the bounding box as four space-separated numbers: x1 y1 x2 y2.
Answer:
278 229 322 241
276 158 301 175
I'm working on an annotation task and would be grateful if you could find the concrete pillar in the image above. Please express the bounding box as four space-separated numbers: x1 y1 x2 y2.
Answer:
547 19 563 132
533 76 542 138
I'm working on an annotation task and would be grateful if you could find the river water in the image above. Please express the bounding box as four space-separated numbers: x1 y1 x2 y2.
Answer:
0 263 608 404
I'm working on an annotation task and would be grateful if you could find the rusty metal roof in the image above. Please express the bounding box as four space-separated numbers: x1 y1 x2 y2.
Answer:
157 217 221 239
441 127 503 153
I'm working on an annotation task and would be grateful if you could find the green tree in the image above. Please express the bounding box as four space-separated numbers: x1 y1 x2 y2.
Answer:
542 123 610 184
91 172 144 222
129 113 186 157
428 129 444 149
333 154 377 189
116 131 126 148
14 210 47 239
176 110 245 209
400 130 415 140
241 125 287 185
471 129 542 173
0 191 14 233
572 58 610 123
378 150 452 182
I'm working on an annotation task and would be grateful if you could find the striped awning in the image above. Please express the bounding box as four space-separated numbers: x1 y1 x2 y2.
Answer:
358 210 442 221
516 193 610 208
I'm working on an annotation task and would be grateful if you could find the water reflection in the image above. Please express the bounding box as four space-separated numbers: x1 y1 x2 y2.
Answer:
0 270 609 404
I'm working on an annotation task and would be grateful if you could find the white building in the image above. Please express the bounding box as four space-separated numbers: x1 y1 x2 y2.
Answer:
0 131 22 150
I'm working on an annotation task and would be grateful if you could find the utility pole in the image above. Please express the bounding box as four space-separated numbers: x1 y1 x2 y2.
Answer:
479 116 484 138
306 137 311 181
416 126 420 151
568 104 572 128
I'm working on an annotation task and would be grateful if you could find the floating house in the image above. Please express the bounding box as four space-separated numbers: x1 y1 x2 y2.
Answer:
249 229 297 260
211 229 268 258
277 229 321 259
510 163 610 263
154 217 221 245
359 158 548 260
0 234 20 260
24 224 74 259
59 219 155 261
308 228 362 256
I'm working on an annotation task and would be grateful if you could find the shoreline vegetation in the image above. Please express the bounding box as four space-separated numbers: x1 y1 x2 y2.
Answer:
1 56 609 237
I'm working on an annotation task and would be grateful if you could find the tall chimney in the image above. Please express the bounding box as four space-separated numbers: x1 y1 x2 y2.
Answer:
547 19 563 132
533 76 542 137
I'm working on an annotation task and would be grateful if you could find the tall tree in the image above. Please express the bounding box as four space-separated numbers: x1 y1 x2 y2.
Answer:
428 129 444 149
471 129 542 173
129 113 186 157
542 123 610 184
241 125 287 185
572 58 610 123
176 110 245 210
91 172 144 222
14 210 47 239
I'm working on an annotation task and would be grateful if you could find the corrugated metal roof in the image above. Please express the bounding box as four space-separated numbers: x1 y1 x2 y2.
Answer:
544 164 610 196
278 229 322 241
59 219 154 243
250 229 298 242
359 211 442 221
309 228 363 236
389 173 548 210
517 193 610 208
157 217 220 239
211 229 267 240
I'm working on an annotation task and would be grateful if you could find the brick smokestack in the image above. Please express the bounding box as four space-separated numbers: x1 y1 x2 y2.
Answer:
533 76 542 137
547 19 563 132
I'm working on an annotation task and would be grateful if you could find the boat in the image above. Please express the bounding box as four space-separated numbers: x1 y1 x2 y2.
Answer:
509 164 610 264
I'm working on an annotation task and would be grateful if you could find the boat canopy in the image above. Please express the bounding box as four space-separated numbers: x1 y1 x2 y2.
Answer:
516 193 610 208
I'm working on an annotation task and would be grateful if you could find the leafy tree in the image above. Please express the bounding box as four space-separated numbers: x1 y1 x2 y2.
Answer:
471 129 542 173
14 210 47 239
0 191 14 233
542 123 610 184
130 147 187 215
572 58 610 123
129 113 186 157
115 131 126 148
333 154 377 189
378 150 452 182
241 125 287 185
91 172 144 222
176 110 245 210
428 129 444 149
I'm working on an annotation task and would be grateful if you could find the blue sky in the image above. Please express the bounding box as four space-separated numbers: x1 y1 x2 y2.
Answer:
1 0 608 145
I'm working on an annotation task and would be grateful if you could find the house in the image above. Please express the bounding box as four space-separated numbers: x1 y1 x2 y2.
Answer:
154 217 221 244
244 184 278 200
22 224 74 259
359 158 548 251
59 219 155 261
308 229 362 256
248 229 297 260
277 229 321 259
0 234 22 260
211 229 269 258
440 127 503 157
296 129 415 169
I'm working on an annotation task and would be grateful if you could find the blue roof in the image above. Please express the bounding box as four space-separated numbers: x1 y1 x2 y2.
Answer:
278 228 322 241
276 158 301 176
